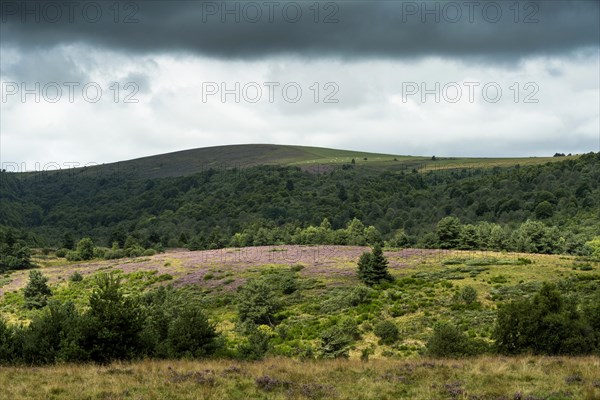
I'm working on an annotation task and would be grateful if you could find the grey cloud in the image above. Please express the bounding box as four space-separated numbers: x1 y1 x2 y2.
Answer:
0 1 598 60
0 47 89 83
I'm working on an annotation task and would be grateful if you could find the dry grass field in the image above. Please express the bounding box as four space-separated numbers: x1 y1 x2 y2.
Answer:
1 356 599 400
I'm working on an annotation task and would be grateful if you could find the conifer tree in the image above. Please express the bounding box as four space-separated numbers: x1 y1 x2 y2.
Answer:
24 270 52 309
357 244 392 285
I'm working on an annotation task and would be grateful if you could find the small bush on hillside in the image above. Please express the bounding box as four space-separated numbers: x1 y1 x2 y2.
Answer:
318 318 360 359
279 274 298 295
166 305 219 358
80 273 146 363
320 286 372 313
237 278 282 326
126 245 145 258
93 247 108 259
76 238 95 261
0 318 21 363
587 237 600 257
389 302 419 317
460 286 478 304
143 248 157 257
55 248 68 258
237 327 271 360
65 251 82 262
426 323 487 357
386 229 410 248
69 271 83 282
494 283 597 355
104 249 126 260
452 286 479 309
373 320 400 345
22 301 83 364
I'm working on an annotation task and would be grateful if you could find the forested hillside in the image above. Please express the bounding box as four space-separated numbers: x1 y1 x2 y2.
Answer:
0 151 598 255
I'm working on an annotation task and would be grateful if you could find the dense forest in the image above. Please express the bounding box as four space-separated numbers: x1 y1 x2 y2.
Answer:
1 152 599 258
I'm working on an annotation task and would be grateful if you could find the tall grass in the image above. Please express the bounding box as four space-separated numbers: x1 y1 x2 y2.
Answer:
1 356 599 399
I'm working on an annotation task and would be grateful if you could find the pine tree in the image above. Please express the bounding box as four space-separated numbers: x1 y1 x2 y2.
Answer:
24 270 52 309
357 245 392 286
369 244 392 283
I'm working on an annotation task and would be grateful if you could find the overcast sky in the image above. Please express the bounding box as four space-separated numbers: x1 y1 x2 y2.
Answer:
1 0 599 168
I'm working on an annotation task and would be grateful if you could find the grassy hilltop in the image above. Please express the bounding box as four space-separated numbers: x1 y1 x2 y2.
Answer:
17 143 575 179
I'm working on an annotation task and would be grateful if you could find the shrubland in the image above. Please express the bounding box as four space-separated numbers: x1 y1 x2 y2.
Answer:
1 247 599 367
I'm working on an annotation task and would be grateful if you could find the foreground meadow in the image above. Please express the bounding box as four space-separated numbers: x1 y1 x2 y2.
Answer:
1 246 599 399
1 356 599 400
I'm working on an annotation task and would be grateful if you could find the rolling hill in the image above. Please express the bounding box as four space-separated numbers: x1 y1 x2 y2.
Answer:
16 144 577 180
0 146 597 250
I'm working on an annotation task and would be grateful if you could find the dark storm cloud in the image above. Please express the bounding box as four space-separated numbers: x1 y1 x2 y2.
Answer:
0 0 598 60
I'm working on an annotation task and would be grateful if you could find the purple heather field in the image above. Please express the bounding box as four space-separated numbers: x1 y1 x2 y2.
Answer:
0 246 467 295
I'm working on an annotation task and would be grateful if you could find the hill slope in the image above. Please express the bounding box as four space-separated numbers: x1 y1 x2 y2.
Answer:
45 144 415 179
17 144 576 179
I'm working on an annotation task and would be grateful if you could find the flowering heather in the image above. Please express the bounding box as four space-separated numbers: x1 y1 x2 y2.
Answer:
0 246 564 295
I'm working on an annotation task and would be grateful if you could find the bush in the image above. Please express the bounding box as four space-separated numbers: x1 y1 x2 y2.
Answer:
76 238 95 261
140 286 221 359
80 273 146 363
166 306 219 358
126 245 145 258
104 249 126 260
426 323 486 357
387 229 409 248
279 274 298 295
461 286 478 304
373 320 399 345
0 318 22 363
586 237 600 257
23 270 52 309
93 247 107 259
237 278 282 326
494 283 596 355
143 248 157 257
65 251 82 262
237 327 270 360
55 248 68 258
318 318 359 359
69 272 83 282
0 239 32 273
452 285 479 309
22 301 83 364
320 286 371 313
